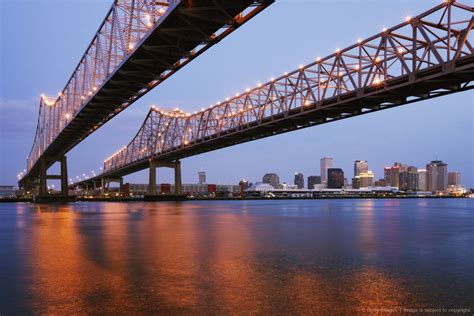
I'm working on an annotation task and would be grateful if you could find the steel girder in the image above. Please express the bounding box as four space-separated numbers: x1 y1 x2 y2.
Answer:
99 1 473 178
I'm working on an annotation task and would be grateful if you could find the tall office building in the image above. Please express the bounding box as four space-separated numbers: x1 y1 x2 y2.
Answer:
384 166 399 188
448 171 461 185
198 171 206 184
417 169 427 191
384 162 408 188
307 176 321 189
354 160 368 177
294 173 304 189
262 173 280 188
399 166 418 191
320 157 333 185
327 168 344 189
359 171 374 188
426 160 448 192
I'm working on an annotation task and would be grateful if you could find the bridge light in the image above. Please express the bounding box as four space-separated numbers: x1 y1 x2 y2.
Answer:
382 27 387 32
338 71 344 77
357 39 362 44
316 57 321 62
299 65 303 69
305 100 311 106
65 113 71 119
397 47 406 54
373 77 383 86
405 16 412 22
92 86 97 91
335 49 340 53
353 65 360 71
257 83 262 88
270 77 275 82
159 8 165 14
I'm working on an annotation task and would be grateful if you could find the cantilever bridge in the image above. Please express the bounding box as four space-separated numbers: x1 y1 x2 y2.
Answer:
22 1 474 197
18 0 273 196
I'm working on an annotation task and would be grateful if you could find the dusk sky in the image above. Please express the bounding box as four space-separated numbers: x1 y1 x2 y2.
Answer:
1 0 472 187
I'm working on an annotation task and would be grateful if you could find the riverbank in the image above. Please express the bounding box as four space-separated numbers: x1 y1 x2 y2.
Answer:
0 195 470 203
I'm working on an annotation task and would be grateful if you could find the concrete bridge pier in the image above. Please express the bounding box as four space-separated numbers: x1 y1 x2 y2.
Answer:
38 155 69 198
147 159 182 196
100 177 123 196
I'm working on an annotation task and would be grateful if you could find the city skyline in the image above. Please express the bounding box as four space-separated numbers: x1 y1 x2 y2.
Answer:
116 156 466 191
1 1 472 188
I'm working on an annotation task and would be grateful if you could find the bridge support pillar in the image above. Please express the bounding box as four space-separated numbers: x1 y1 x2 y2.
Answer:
174 160 182 194
146 159 182 196
148 160 157 195
39 156 47 197
101 178 105 196
60 156 68 196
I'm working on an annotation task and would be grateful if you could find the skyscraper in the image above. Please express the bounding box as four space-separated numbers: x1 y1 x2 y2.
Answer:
198 171 206 184
354 160 368 177
320 157 333 185
294 173 304 189
399 166 418 191
327 168 344 189
307 176 321 189
359 171 374 188
426 160 448 192
448 171 461 185
262 173 280 188
384 162 408 188
417 169 427 191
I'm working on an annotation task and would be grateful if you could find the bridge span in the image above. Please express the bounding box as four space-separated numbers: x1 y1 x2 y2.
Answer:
72 1 473 196
18 0 273 197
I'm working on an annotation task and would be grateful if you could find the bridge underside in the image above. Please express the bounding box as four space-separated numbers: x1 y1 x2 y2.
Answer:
21 0 272 188
75 56 473 186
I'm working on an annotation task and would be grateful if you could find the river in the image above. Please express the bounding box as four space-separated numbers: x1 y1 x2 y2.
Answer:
0 199 472 314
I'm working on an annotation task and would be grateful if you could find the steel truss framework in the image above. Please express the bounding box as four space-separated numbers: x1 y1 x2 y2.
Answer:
101 0 473 178
21 0 273 185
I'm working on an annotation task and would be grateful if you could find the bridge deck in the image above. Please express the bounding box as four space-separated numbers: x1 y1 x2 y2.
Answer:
74 54 473 186
23 0 273 183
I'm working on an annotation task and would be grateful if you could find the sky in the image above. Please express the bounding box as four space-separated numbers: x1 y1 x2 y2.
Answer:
0 0 473 188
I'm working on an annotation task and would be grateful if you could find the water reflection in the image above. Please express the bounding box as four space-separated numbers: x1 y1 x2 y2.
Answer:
0 199 472 313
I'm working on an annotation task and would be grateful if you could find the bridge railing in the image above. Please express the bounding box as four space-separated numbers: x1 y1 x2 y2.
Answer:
27 0 177 172
103 0 473 174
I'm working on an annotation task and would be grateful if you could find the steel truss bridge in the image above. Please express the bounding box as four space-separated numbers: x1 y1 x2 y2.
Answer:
71 0 473 194
18 0 273 196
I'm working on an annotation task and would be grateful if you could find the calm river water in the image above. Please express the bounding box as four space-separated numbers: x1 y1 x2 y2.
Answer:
0 199 473 314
